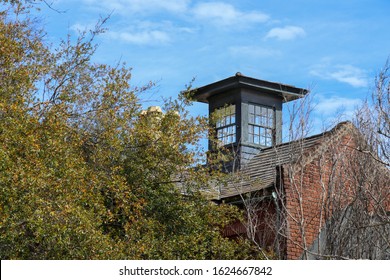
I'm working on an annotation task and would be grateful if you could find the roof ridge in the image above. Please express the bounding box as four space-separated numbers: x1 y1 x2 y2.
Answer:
290 121 354 174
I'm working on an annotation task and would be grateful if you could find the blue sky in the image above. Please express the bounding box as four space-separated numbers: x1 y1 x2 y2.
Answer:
35 0 390 140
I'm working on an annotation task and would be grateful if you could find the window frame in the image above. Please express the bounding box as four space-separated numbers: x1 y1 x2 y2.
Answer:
214 104 236 146
248 103 274 147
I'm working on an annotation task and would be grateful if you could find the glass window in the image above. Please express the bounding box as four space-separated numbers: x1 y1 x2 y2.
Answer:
215 104 236 145
248 104 274 147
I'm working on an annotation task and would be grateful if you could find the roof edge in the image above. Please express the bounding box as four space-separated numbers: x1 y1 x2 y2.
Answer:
193 73 309 103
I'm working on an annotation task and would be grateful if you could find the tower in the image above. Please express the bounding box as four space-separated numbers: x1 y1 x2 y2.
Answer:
193 72 308 170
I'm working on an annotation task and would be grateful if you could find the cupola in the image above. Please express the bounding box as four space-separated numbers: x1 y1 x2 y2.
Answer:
193 73 308 171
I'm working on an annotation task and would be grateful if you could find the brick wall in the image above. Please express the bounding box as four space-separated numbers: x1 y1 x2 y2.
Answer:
283 160 330 259
281 131 353 259
282 129 389 259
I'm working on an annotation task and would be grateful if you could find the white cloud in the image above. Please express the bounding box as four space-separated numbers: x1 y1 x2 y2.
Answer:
192 2 269 27
265 25 306 40
104 19 186 45
80 0 190 14
229 45 281 58
108 29 171 45
312 95 362 129
315 95 362 117
70 23 95 33
80 1 269 28
328 65 368 88
70 18 173 46
310 63 368 88
120 31 169 45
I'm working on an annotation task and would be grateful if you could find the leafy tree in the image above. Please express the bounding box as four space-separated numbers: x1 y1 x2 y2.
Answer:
0 1 263 259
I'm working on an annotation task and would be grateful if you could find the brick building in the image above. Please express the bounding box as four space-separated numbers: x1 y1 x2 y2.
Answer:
193 73 390 259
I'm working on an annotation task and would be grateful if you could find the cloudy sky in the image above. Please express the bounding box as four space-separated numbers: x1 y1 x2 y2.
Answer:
36 0 390 138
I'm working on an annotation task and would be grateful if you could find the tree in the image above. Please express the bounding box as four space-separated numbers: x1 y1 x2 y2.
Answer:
0 1 261 259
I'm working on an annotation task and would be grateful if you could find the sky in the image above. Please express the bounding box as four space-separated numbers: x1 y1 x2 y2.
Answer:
33 0 390 140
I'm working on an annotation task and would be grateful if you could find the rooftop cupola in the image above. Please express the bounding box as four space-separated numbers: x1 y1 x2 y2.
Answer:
193 73 308 170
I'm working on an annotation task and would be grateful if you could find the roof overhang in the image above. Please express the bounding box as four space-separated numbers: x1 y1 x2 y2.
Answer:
193 73 309 103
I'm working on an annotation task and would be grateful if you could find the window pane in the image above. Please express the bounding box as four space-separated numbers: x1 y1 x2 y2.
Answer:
248 104 275 146
225 116 230 126
265 137 272 147
255 126 260 135
249 114 254 123
215 104 235 128
249 104 254 114
216 124 236 145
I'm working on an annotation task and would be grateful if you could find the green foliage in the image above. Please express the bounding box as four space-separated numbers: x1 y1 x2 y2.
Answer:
0 1 265 259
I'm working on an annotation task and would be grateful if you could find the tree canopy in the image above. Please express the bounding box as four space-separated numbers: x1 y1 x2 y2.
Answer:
0 1 263 259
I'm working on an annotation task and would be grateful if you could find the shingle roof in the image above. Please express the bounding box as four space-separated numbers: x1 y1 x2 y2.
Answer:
210 121 354 200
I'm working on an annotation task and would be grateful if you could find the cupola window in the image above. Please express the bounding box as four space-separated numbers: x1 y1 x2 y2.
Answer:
248 104 274 147
215 104 236 145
